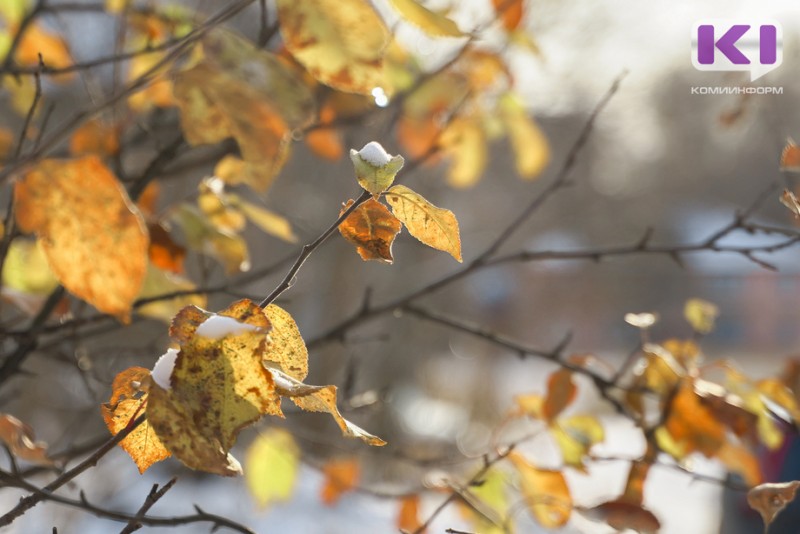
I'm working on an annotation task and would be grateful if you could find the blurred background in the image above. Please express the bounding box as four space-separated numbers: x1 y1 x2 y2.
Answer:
2 0 800 532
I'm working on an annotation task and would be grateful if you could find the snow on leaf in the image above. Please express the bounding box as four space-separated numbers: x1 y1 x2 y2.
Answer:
146 300 283 476
350 142 405 196
263 304 309 381
338 198 402 263
102 367 170 473
388 0 465 38
275 0 391 95
269 367 386 446
385 185 462 262
246 428 300 507
0 413 53 466
14 156 148 321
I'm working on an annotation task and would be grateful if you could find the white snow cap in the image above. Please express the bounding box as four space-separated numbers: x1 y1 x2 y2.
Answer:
195 315 261 340
357 141 392 166
152 348 178 390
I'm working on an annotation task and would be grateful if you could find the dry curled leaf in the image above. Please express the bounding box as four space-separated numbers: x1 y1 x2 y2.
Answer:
338 198 402 263
14 156 148 321
102 367 170 473
780 190 800 219
748 481 800 529
0 413 53 465
385 185 462 262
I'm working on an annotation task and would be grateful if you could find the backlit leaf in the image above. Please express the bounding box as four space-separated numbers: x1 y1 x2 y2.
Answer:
136 264 207 324
69 119 119 157
388 0 465 38
15 156 148 321
197 178 247 234
0 413 52 465
509 452 571 528
305 99 344 161
717 441 762 487
263 304 308 381
661 379 725 458
102 367 170 473
1 239 58 295
385 185 462 262
235 197 298 243
515 393 544 419
245 428 300 507
338 198 402 263
748 481 800 529
440 117 487 188
397 494 424 533
552 415 604 470
458 468 510 534
781 139 800 171
499 93 549 179
17 24 73 80
147 222 186 275
270 368 386 446
320 458 360 505
146 300 282 476
127 51 176 111
276 0 391 95
543 369 576 421
173 204 250 274
350 142 405 196
684 298 719 334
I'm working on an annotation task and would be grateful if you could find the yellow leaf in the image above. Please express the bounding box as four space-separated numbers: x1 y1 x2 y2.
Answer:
14 156 148 320
440 117 487 188
684 298 719 334
174 30 314 193
458 468 510 534
385 184 462 262
246 428 300 507
388 0 465 37
263 304 308 381
127 51 176 111
0 413 52 465
146 300 283 476
102 367 171 473
552 415 604 470
499 93 549 179
270 368 385 446
515 393 544 418
781 139 800 171
136 264 207 324
2 75 37 116
172 204 250 274
1 239 58 295
509 452 571 528
275 0 391 95
748 481 800 529
338 198 403 263
543 369 576 421
235 197 298 243
320 458 360 505
197 178 246 234
0 0 27 26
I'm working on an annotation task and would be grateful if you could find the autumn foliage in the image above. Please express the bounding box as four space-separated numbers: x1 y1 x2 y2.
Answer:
0 0 800 533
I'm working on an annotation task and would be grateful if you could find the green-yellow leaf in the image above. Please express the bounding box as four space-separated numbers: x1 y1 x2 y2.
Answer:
458 468 510 534
275 0 391 95
385 185 462 262
388 0 465 38
146 300 283 476
136 264 207 324
1 239 58 295
172 204 250 274
350 142 405 196
552 415 604 470
684 298 719 334
246 428 300 507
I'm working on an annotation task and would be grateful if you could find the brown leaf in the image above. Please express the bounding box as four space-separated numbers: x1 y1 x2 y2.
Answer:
338 198 402 263
748 481 800 529
148 223 186 275
0 413 53 465
781 139 800 171
14 156 148 321
321 458 360 505
543 369 577 421
102 367 170 473
586 501 660 534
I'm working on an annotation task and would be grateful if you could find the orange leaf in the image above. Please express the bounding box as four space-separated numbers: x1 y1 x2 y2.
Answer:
338 198 402 263
543 369 576 421
16 24 73 80
0 413 53 465
136 182 160 219
148 223 186 275
492 0 524 31
748 481 800 529
69 119 120 157
397 494 424 533
101 367 171 473
14 156 149 321
662 379 726 458
321 458 360 505
508 452 571 528
781 139 800 171
306 100 343 160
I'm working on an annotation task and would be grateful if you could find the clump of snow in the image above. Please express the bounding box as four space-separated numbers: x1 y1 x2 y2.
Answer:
152 348 178 390
195 315 260 340
357 141 392 166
